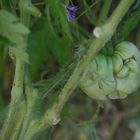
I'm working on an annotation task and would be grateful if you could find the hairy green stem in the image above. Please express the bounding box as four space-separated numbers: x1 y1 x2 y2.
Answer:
19 0 31 27
0 58 24 140
22 0 135 139
0 0 31 139
10 101 26 140
18 87 39 140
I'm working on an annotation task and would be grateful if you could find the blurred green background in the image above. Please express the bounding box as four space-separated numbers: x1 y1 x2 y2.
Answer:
0 0 140 139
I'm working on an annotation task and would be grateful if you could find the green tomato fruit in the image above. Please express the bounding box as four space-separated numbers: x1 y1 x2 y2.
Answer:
79 41 140 100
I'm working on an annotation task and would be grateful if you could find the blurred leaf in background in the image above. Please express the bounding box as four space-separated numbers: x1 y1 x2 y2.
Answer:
119 4 140 40
45 0 71 38
28 17 73 78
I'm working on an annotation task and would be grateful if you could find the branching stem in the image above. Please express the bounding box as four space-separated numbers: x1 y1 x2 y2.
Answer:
22 0 135 140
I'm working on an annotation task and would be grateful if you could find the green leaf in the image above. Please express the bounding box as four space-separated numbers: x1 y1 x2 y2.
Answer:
28 19 50 77
0 9 30 44
61 104 71 118
0 35 10 45
45 0 72 39
121 5 140 39
28 18 72 78
51 35 72 65
0 0 18 11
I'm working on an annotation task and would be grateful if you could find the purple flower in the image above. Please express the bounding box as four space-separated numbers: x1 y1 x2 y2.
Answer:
66 5 78 21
